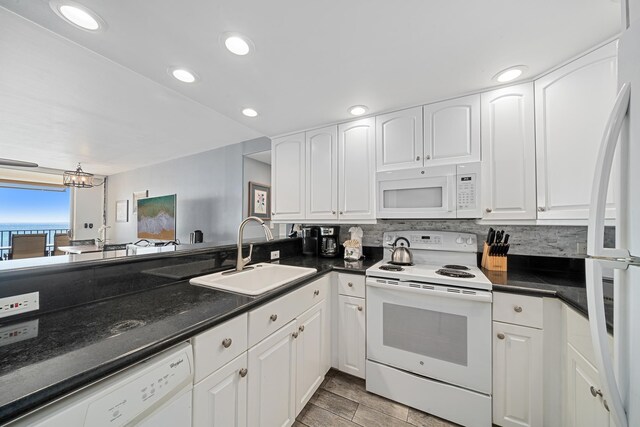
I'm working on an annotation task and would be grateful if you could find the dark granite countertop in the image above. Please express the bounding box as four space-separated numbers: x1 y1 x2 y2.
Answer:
0 255 378 424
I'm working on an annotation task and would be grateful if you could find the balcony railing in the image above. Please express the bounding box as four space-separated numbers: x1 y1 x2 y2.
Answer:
0 228 70 260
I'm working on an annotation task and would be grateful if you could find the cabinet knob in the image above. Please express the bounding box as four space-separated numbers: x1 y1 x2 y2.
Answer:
314 289 320 296
292 331 299 339
514 306 523 313
239 368 248 378
271 212 276 216
485 208 492 213
348 282 353 287
332 211 336 215
357 305 363 312
270 314 278 322
222 338 232 348
416 156 421 161
339 211 344 215
299 325 305 332
421 171 425 175
603 399 610 412
590 386 603 398
497 333 505 340
537 206 546 212
426 155 431 160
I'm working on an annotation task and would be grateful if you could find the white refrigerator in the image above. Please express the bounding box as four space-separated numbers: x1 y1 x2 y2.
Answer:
586 7 640 427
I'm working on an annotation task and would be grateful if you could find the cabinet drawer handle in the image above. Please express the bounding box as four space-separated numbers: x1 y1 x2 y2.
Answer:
357 305 363 312
270 314 278 322
590 386 603 398
538 206 546 212
348 282 354 287
603 399 610 412
514 306 523 313
222 338 232 348
239 368 248 378
485 208 492 213
497 333 505 340
299 325 305 332
314 290 320 296
292 331 299 339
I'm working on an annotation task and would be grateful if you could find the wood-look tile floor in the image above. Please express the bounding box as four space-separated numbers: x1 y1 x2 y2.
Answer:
294 369 459 427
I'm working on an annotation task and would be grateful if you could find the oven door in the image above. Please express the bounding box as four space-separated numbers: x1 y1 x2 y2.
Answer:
366 279 492 394
376 166 457 219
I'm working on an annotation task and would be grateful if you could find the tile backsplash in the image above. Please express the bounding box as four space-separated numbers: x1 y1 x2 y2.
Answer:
337 220 615 258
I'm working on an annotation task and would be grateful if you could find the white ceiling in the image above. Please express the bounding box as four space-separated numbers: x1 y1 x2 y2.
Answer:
0 0 621 175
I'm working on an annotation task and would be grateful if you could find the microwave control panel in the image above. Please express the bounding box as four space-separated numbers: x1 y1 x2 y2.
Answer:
456 163 481 218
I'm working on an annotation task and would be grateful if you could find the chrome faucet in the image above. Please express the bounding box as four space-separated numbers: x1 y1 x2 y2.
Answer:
235 216 274 272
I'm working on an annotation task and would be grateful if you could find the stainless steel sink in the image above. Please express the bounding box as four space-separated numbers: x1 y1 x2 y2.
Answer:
189 263 317 296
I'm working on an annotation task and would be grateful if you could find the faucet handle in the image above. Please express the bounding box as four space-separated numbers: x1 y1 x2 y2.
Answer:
243 243 253 264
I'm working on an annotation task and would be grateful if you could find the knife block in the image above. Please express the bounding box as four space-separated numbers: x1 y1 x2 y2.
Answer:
481 242 507 271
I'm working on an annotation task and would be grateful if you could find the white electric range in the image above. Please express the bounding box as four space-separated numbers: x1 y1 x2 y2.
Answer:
365 230 492 427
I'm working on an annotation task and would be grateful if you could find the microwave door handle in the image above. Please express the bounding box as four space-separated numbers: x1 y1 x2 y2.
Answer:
446 175 456 212
587 82 630 258
586 258 628 427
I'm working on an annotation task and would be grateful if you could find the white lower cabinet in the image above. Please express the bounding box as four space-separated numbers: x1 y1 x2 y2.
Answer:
193 353 248 427
338 294 366 379
247 320 298 427
492 321 543 427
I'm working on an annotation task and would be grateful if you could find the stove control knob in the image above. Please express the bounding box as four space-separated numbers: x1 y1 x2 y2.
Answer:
455 236 464 244
466 237 474 245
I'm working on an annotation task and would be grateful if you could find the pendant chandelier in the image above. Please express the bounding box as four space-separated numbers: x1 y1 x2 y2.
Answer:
63 163 94 188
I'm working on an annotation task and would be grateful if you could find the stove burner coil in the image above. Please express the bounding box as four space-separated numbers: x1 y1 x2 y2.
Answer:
435 268 476 278
379 264 405 272
442 264 470 271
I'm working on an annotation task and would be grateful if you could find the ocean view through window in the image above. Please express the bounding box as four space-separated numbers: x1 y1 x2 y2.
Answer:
0 186 71 259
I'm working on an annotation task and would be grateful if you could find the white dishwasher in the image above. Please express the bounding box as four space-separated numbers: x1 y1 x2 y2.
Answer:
10 342 194 427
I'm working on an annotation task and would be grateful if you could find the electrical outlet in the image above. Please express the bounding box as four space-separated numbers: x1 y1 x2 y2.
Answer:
576 242 587 255
0 292 39 319
0 319 38 347
270 250 280 260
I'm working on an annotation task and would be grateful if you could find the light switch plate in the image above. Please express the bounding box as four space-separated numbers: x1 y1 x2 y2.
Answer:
576 242 587 255
0 292 39 319
271 250 280 260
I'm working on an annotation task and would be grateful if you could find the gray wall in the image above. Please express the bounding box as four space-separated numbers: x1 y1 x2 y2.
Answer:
106 137 271 245
338 219 615 258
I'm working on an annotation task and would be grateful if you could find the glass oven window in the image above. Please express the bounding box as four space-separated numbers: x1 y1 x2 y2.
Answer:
382 303 468 366
382 187 443 209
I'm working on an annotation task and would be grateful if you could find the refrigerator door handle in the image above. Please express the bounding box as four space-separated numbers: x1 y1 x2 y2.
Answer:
586 258 628 427
587 82 631 259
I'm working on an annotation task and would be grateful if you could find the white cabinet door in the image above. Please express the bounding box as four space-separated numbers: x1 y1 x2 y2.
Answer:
338 118 376 222
492 322 543 427
295 300 329 414
481 83 537 220
338 295 366 379
247 320 297 427
534 41 617 219
193 353 248 427
423 94 480 167
565 344 611 427
375 107 424 172
305 126 338 221
271 133 305 221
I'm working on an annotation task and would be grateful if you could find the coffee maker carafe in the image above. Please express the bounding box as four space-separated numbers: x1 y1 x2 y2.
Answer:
319 226 340 258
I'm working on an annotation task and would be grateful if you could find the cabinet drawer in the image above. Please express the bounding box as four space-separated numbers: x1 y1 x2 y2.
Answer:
493 292 543 329
193 313 248 383
248 276 329 348
338 274 365 298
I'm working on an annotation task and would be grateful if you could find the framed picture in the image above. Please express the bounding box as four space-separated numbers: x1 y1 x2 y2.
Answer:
248 182 271 219
115 200 129 223
132 190 148 214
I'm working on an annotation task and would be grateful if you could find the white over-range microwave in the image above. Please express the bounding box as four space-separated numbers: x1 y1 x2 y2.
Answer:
376 162 481 219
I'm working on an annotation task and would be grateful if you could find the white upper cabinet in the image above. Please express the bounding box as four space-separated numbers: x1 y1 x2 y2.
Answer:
338 118 376 222
423 94 481 167
375 107 424 172
535 41 618 220
271 133 305 221
305 126 338 221
481 83 537 220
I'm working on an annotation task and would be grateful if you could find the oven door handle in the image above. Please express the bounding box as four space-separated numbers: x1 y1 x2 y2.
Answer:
366 279 492 303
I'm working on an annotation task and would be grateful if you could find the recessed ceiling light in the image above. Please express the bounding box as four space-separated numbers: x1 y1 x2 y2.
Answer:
242 108 258 117
169 67 198 83
49 1 105 31
222 33 254 56
493 65 528 83
349 105 368 116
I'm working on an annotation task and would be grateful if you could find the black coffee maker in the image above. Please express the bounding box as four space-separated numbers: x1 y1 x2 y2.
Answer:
319 226 340 258
301 226 320 256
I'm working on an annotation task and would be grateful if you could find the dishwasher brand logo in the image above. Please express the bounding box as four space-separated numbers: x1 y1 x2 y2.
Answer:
170 358 184 369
